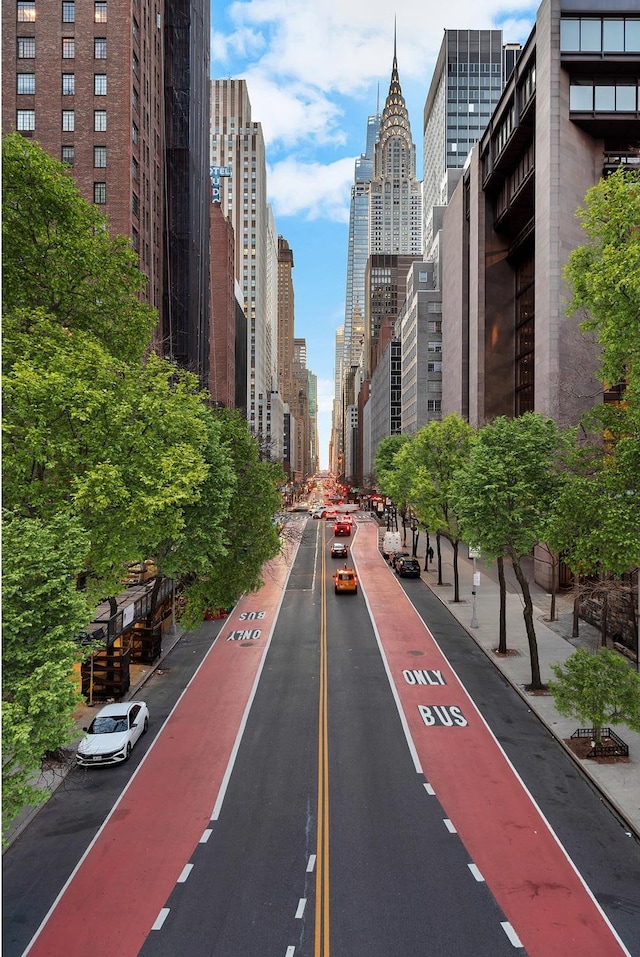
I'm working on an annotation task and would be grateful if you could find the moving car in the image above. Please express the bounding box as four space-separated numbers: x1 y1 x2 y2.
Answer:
76 700 149 766
333 567 358 594
396 557 421 578
330 541 349 559
325 511 337 522
333 520 352 536
382 531 402 561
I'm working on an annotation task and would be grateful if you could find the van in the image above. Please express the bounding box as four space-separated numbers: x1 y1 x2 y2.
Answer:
382 531 402 562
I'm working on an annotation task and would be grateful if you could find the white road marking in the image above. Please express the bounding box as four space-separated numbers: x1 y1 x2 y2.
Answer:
285 948 295 956
500 921 524 947
306 854 316 872
177 863 193 883
200 828 213 843
468 863 485 882
443 818 457 833
423 782 435 795
295 898 306 919
152 908 170 930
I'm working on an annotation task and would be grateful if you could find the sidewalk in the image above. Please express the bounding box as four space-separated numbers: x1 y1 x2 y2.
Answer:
382 522 640 839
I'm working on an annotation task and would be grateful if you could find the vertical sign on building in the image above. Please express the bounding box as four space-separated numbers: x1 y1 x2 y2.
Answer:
210 165 231 203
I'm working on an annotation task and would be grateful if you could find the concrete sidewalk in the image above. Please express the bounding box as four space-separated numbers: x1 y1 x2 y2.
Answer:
382 522 640 839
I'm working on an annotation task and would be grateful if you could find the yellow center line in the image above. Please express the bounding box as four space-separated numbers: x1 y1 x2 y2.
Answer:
315 521 330 957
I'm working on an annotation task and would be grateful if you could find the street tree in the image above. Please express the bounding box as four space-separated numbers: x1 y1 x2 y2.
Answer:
2 513 94 832
454 413 569 690
374 434 412 532
549 647 640 745
409 415 476 602
564 167 640 406
2 133 156 364
167 409 284 627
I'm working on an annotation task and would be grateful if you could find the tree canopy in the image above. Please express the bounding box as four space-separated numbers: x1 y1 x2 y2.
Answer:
2 133 283 832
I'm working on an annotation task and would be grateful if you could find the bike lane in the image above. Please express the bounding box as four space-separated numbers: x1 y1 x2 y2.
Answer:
352 523 630 957
24 538 299 957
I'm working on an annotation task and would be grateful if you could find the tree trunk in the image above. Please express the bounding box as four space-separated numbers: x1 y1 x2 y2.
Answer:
497 556 507 654
512 557 545 690
572 578 581 639
424 530 430 571
436 533 443 586
412 529 419 558
452 539 460 601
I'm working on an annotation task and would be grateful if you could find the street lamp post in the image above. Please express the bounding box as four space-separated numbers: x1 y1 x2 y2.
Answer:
469 545 481 628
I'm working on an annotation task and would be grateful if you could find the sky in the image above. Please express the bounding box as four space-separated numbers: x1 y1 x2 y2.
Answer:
211 0 539 470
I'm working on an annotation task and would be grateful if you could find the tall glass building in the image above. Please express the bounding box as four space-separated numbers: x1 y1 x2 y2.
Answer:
343 111 380 359
422 30 518 249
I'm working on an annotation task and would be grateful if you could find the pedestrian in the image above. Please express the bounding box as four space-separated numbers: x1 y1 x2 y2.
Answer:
427 545 434 563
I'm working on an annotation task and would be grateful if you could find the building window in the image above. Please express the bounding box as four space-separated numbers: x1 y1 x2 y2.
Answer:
61 145 74 165
131 226 139 252
94 1 107 22
94 109 106 131
132 156 139 180
62 109 74 131
94 145 106 167
18 36 35 57
17 1 36 21
62 37 75 58
132 51 139 75
93 182 106 204
62 73 75 95
94 73 107 95
132 192 139 217
132 87 139 112
94 37 107 58
132 121 138 144
515 252 535 416
62 1 75 22
17 72 35 94
427 400 442 413
17 109 35 130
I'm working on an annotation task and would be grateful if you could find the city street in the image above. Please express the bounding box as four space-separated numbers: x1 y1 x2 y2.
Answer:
3 516 640 957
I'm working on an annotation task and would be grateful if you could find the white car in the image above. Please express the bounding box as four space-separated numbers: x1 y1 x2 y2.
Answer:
76 700 149 767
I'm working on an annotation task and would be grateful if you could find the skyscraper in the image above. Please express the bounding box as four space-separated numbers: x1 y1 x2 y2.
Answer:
210 79 277 452
366 37 423 379
422 30 514 250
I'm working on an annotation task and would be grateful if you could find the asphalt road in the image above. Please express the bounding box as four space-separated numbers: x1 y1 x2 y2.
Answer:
3 515 640 957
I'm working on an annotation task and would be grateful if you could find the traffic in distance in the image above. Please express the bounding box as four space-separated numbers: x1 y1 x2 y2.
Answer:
3 483 639 957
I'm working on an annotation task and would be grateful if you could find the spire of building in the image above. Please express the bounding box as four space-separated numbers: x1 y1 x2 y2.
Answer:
379 37 412 150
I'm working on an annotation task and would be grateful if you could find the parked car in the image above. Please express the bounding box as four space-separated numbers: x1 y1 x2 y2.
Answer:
391 550 411 571
333 567 358 594
76 701 149 767
396 557 421 578
333 520 352 536
330 542 349 559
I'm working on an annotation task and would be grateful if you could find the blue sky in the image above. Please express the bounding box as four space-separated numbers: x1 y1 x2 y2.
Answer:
211 1 539 469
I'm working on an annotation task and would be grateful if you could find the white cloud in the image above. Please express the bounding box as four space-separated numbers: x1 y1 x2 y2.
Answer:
240 67 346 149
267 155 355 222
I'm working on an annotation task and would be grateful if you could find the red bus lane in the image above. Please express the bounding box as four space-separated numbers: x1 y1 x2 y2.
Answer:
352 524 628 957
25 544 297 957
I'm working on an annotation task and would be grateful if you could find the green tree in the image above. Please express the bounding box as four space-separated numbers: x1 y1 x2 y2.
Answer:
409 415 476 602
454 413 569 690
2 513 94 832
167 410 284 627
3 310 213 600
2 133 155 363
549 647 640 745
564 167 640 405
374 434 412 532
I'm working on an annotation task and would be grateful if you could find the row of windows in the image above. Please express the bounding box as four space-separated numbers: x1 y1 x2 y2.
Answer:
17 37 107 58
560 17 640 53
17 73 108 95
18 1 107 21
570 79 640 113
16 108 107 131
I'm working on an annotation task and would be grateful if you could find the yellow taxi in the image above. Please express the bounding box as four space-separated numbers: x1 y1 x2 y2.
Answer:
333 567 358 595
